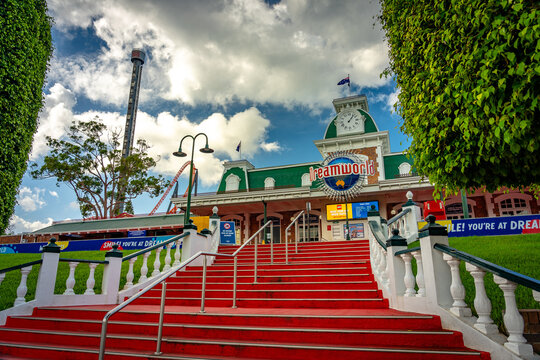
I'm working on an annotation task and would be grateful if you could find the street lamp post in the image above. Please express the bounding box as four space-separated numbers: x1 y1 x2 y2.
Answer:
173 133 214 227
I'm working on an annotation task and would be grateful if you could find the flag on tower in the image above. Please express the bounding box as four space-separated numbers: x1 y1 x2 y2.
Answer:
236 141 241 152
337 76 350 86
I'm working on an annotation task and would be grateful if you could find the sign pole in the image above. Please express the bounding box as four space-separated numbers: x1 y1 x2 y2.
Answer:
345 199 350 240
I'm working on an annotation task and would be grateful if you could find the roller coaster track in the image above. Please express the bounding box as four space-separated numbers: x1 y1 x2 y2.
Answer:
149 161 195 215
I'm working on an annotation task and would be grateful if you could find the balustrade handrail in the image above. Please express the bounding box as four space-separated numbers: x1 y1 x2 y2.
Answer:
394 246 421 256
285 210 305 263
98 249 233 360
0 259 43 274
434 243 540 292
231 220 272 257
387 207 411 226
122 233 187 262
59 258 108 264
368 221 387 250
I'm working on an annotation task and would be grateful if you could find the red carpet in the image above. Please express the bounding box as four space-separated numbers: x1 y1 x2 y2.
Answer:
0 240 490 359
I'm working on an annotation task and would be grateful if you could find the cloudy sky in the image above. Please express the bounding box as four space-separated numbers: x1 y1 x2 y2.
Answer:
10 0 407 234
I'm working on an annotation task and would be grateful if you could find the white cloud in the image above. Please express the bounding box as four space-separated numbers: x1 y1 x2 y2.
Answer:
9 215 53 233
18 187 47 212
69 201 80 210
49 191 59 198
47 0 390 109
33 86 279 187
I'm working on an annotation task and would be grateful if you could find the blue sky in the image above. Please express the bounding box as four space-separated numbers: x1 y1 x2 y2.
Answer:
9 0 409 234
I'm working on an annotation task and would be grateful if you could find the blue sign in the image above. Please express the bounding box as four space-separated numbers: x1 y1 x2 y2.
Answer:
0 235 179 254
351 201 379 219
220 221 236 245
324 157 361 192
128 230 146 237
448 215 540 237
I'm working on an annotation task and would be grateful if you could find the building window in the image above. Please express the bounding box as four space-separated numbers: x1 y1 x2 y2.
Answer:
498 197 530 216
301 173 312 187
398 162 411 177
264 177 275 190
225 174 240 192
445 203 474 220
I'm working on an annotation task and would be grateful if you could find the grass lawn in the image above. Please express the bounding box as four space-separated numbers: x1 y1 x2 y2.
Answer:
0 248 172 311
408 233 540 333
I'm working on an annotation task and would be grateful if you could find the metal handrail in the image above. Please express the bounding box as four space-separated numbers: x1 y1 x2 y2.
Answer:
98 249 233 359
59 258 109 264
0 259 43 274
394 246 421 256
285 210 305 263
434 243 540 291
231 220 272 307
368 220 387 251
386 207 411 226
122 233 187 262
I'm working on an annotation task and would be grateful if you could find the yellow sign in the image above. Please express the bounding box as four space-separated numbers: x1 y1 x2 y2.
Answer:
417 220 453 233
327 204 353 220
191 216 210 232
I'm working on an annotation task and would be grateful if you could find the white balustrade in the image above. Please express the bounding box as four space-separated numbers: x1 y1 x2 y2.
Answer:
152 247 163 276
64 262 79 295
465 263 498 335
138 252 151 283
412 250 425 297
443 254 471 317
400 253 416 297
84 263 98 295
534 290 540 302
493 275 534 357
163 243 174 271
124 257 137 290
14 266 32 306
379 249 389 290
0 273 5 290
173 238 182 266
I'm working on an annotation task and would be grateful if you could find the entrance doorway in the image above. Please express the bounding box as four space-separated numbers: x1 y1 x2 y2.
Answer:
300 214 319 242
260 217 281 243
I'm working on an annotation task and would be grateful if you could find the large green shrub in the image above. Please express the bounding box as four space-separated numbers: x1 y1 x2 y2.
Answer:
379 0 539 195
0 0 53 233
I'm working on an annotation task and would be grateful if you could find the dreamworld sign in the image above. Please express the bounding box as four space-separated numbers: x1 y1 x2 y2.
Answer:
310 151 375 200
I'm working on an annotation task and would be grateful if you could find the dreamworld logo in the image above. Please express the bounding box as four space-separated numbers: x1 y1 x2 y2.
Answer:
309 159 375 182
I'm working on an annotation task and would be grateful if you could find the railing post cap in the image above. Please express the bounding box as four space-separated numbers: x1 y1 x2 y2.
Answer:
367 205 380 217
105 243 123 258
210 206 220 219
381 218 387 224
201 228 212 235
419 214 448 237
43 237 61 253
184 219 198 230
386 228 407 247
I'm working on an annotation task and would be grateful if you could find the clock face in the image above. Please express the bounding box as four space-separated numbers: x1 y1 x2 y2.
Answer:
336 110 364 133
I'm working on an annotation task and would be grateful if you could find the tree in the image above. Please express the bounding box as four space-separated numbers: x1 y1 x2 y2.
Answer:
378 0 539 195
0 0 53 233
31 117 166 219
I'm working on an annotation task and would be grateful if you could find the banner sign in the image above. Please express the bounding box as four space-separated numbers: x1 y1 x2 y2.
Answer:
345 223 365 239
0 235 178 254
418 214 540 238
327 201 379 221
220 221 236 245
128 230 146 237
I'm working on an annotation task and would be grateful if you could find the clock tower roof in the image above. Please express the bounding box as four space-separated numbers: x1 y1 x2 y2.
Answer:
324 95 379 139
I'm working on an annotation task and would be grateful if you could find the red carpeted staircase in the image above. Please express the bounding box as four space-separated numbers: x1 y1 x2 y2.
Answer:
0 240 490 359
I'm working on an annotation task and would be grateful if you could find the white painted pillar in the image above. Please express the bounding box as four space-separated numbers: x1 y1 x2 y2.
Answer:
101 244 123 303
418 215 453 308
35 238 61 306
385 229 408 307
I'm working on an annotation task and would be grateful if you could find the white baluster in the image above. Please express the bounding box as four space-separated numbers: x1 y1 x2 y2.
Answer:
465 263 498 334
412 250 425 297
163 242 174 271
14 266 32 306
443 254 471 317
63 262 79 295
84 263 98 295
380 250 389 289
400 253 416 297
0 273 5 289
124 257 137 289
493 275 534 357
534 290 540 302
152 247 163 276
138 251 151 283
173 239 182 266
